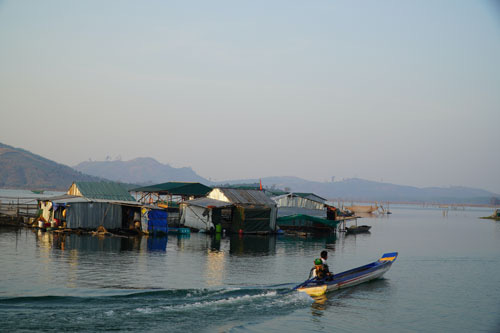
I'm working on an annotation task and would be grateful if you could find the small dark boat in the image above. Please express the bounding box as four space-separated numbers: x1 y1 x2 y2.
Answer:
294 252 398 296
346 225 371 234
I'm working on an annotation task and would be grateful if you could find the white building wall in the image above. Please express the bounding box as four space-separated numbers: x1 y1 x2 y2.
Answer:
180 204 214 231
207 188 230 203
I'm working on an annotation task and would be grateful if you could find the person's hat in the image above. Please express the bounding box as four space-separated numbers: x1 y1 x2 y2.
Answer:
314 258 322 265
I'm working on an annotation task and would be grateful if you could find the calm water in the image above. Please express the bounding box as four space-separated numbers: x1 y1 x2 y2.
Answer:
1 206 500 332
0 188 64 204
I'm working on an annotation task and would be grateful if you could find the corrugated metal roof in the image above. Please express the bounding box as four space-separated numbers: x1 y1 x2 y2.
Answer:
182 197 233 209
293 192 327 203
39 194 80 202
216 188 276 206
73 182 136 202
51 196 144 207
131 182 211 196
46 194 145 207
272 194 326 212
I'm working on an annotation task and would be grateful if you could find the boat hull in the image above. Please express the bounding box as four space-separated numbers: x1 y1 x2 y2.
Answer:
295 252 397 296
345 205 378 214
346 225 371 234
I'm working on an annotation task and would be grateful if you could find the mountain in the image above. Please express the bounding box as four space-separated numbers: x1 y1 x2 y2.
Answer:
74 158 209 184
219 177 499 204
73 156 499 204
7 142 494 204
0 142 103 190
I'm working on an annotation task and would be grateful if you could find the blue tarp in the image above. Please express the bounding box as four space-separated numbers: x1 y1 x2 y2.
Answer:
147 209 168 234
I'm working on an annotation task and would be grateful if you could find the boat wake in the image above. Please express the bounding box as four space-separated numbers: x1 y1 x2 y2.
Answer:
0 286 313 331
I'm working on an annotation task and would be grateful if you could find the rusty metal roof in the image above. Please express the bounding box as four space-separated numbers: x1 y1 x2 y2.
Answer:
216 188 276 206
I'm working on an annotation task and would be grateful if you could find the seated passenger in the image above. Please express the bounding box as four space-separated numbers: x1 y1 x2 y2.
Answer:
309 258 326 280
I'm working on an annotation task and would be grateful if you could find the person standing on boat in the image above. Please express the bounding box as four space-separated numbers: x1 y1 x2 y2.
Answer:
320 250 333 280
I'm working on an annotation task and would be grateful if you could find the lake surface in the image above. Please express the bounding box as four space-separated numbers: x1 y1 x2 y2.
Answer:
1 206 500 332
0 188 64 204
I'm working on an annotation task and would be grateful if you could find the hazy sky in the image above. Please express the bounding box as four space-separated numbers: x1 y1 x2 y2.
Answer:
1 0 499 192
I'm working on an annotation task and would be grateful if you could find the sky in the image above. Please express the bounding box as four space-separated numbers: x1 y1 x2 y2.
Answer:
1 0 499 193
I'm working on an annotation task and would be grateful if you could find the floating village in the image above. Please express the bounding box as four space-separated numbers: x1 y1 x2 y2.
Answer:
0 181 392 238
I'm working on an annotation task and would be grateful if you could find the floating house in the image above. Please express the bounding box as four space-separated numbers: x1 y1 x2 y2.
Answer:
207 188 277 234
271 192 342 232
179 197 233 232
38 195 143 230
272 192 327 216
37 182 167 231
272 192 333 219
130 182 212 227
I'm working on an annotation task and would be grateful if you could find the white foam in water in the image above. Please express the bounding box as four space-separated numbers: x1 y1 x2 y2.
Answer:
136 307 154 314
294 291 315 302
105 310 114 317
270 291 314 306
160 290 278 311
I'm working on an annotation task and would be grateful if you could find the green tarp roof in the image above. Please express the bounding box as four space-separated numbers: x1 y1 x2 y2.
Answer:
131 182 212 196
74 182 136 202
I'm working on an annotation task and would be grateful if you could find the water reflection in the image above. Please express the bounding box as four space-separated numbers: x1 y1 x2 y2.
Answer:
229 234 276 256
30 230 315 257
210 233 222 251
311 295 328 314
344 231 371 237
278 233 337 244
205 250 225 286
309 278 391 315
146 236 167 252
173 233 191 251
32 230 169 253
276 233 337 255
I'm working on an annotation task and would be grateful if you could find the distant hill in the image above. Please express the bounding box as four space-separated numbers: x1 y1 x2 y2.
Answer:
220 177 499 205
1 140 496 204
0 142 103 190
74 157 209 185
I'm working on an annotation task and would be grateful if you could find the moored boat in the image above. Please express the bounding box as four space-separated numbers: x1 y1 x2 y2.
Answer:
294 252 398 296
346 225 371 234
345 205 378 214
480 209 500 221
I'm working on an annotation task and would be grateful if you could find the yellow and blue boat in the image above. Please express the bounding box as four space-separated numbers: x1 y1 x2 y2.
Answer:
294 252 398 296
